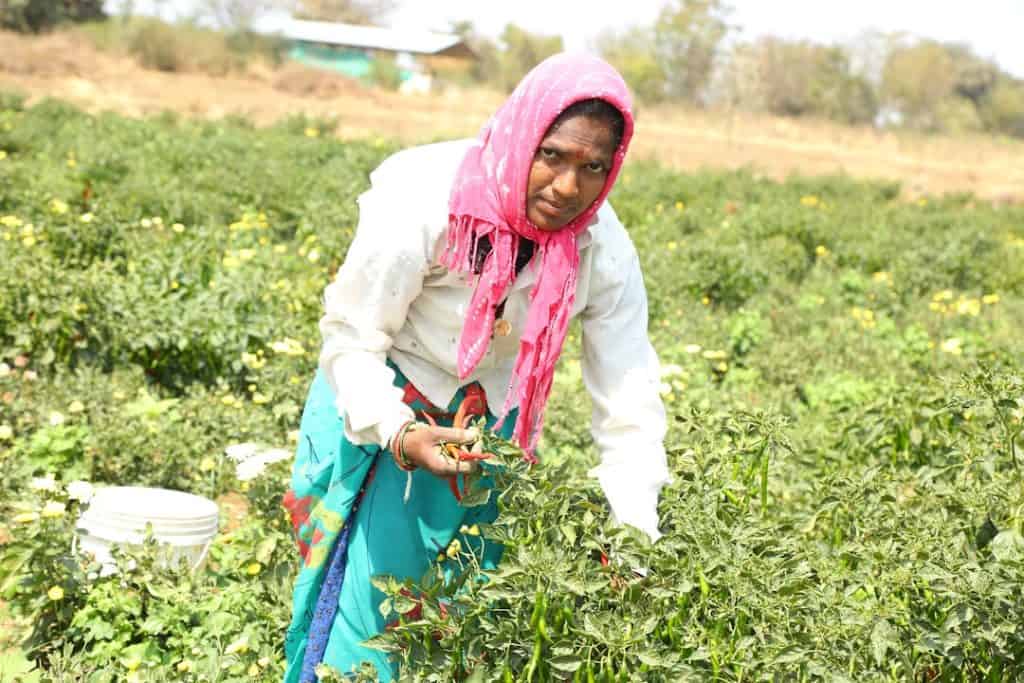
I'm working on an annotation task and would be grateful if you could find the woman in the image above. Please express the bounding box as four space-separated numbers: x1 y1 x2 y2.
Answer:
282 53 671 681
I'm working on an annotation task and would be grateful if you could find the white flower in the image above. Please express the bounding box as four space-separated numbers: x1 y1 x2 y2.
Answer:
67 480 94 503
683 344 702 354
0 362 10 377
660 364 685 378
48 411 66 426
224 442 260 462
269 338 305 356
0 424 13 440
228 444 292 481
30 475 57 492
68 400 85 413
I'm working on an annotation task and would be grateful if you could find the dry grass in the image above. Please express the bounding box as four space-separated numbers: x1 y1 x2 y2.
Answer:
1 28 1022 202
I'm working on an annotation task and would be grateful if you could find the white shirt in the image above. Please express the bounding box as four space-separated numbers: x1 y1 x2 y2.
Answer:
318 139 670 541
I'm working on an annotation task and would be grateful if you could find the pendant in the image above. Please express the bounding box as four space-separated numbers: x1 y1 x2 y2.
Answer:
494 319 512 337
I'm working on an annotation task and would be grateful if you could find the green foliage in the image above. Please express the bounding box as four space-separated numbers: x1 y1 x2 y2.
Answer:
597 26 667 104
653 0 732 104
0 96 1022 681
727 38 878 124
980 78 1024 139
0 0 103 33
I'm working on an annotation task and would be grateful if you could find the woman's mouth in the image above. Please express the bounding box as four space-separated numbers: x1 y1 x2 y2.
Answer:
535 198 566 218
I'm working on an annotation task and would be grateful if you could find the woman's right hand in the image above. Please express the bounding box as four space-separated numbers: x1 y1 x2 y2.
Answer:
399 425 483 477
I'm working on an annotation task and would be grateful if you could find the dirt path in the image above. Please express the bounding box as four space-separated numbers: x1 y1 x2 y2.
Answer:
1 30 1022 202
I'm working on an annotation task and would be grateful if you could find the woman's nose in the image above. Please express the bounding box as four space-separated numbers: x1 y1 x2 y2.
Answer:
551 168 579 200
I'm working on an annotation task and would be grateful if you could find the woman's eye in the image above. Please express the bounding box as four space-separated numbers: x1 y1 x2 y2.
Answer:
587 161 607 173
539 147 558 160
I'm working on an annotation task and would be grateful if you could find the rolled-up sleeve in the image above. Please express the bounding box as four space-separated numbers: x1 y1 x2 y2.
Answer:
580 237 671 543
318 178 435 449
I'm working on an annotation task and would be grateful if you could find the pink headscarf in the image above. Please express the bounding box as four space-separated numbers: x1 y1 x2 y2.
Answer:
442 53 635 458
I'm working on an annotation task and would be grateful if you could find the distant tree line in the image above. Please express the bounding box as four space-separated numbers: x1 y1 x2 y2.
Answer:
456 0 1024 139
5 0 1022 138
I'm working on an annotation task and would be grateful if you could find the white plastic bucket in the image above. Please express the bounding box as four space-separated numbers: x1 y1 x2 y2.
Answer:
74 486 219 575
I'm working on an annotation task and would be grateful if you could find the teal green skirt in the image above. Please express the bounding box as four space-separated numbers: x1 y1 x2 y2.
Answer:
282 363 514 681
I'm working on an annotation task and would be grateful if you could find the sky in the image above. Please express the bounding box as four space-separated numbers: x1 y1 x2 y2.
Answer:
387 0 1024 78
118 0 1024 78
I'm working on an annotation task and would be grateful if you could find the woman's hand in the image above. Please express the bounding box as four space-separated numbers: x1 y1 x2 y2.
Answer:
400 425 482 477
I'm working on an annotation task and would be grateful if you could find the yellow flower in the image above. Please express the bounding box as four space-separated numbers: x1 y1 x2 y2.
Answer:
221 395 237 407
49 199 68 214
68 400 85 413
715 361 729 373
14 512 39 524
172 222 185 233
246 562 262 575
917 198 928 207
436 553 446 562
66 158 77 168
446 538 462 559
815 245 829 257
465 524 480 536
667 241 678 251
273 244 287 254
248 664 260 676
21 235 36 247
871 271 893 285
940 338 963 355
288 430 300 443
140 218 152 228
41 501 67 518
800 195 820 207
199 457 216 472
80 212 94 223
0 214 21 227
48 585 64 601
675 200 685 211
684 344 702 354
270 338 305 356
177 660 192 673
932 289 954 302
0 150 7 160
307 249 320 263
982 293 1000 305
955 298 980 316
701 349 728 360
304 127 320 137
0 424 13 440
252 392 270 405
701 296 711 306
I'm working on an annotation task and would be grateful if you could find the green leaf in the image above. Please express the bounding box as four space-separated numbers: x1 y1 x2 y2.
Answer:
871 619 897 666
549 655 582 672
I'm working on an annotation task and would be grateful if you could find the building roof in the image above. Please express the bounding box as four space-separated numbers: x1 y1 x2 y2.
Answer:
252 16 474 58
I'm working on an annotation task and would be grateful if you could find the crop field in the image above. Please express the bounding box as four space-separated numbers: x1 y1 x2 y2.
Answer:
0 94 1023 681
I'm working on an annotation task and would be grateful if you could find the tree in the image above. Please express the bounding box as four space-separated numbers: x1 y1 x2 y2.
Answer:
493 24 563 92
719 37 877 124
596 26 667 104
293 0 394 24
881 41 957 130
980 78 1024 138
0 0 104 32
653 0 732 104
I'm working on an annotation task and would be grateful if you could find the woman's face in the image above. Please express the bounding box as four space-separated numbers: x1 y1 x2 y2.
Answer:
526 114 617 232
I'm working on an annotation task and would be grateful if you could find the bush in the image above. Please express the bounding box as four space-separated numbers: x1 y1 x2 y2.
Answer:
0 0 103 33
